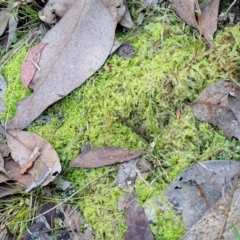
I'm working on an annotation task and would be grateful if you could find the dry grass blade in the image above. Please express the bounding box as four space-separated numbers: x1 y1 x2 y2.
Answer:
5 170 113 225
0 27 39 70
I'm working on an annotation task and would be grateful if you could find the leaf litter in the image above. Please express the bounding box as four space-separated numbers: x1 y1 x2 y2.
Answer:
180 168 240 240
6 130 61 190
171 0 220 46
1 0 240 239
164 160 240 229
191 79 240 140
123 192 154 240
21 202 92 239
7 0 115 130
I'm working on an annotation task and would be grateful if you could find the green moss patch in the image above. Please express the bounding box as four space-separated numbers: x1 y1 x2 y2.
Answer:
2 9 240 239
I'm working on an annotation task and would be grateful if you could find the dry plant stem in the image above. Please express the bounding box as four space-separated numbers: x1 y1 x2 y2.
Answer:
195 182 210 208
116 112 151 143
226 0 238 14
6 169 113 225
195 0 202 38
218 169 240 240
59 204 79 239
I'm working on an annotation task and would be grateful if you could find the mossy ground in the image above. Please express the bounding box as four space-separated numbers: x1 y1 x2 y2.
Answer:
1 4 240 239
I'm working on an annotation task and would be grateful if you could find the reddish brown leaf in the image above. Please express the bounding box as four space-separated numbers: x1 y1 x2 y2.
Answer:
7 0 115 130
123 192 154 240
68 146 144 169
20 42 47 88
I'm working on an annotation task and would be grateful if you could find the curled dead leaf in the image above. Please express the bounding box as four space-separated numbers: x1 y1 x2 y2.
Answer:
6 130 61 189
171 0 220 46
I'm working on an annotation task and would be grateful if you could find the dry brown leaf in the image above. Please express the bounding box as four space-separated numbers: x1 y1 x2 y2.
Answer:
68 146 144 169
7 0 115 130
180 170 240 240
39 0 128 28
191 79 240 140
164 160 240 228
22 202 92 239
0 153 11 179
228 93 240 122
6 15 18 49
0 144 10 158
119 0 134 28
123 192 154 240
201 0 220 46
4 159 33 188
0 183 19 198
102 0 126 28
61 204 83 232
171 0 198 29
38 0 76 23
116 159 138 188
21 222 49 240
0 9 10 37
171 0 220 46
6 130 61 188
0 159 34 198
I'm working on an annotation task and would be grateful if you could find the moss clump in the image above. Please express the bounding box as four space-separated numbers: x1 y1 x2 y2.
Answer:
2 8 240 239
1 48 30 119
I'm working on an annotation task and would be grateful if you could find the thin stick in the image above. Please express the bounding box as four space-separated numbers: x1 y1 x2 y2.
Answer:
116 112 151 143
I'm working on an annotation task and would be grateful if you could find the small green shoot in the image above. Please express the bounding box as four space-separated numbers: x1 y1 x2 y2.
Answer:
233 224 240 239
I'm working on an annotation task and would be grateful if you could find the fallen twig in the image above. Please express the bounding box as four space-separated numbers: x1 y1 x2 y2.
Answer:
116 112 151 143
